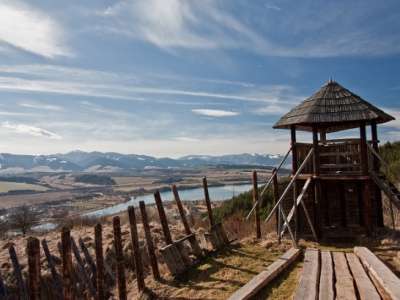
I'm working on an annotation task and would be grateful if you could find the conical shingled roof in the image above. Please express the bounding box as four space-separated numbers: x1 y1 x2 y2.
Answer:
273 80 395 132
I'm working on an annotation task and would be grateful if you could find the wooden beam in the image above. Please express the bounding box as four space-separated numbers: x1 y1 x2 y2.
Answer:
202 177 215 227
154 190 173 245
346 253 380 300
172 185 203 258
272 170 280 242
42 239 62 293
71 237 96 298
371 121 384 227
94 224 105 300
128 206 145 292
294 248 320 300
339 183 347 227
228 248 301 300
252 171 261 239
27 237 41 300
61 227 73 300
9 245 28 300
78 238 97 289
291 126 299 240
138 201 160 281
360 123 368 175
172 184 192 235
319 251 333 300
363 181 372 235
113 217 127 300
354 246 400 300
312 127 322 239
333 252 356 300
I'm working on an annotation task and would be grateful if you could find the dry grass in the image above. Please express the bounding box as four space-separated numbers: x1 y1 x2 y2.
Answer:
130 241 292 300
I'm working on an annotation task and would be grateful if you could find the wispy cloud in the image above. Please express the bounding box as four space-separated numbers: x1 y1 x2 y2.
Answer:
96 0 400 57
18 101 63 111
0 72 293 104
0 1 71 58
98 0 270 52
1 121 61 139
192 109 239 117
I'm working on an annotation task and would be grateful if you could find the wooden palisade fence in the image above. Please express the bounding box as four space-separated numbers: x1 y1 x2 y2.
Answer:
0 176 236 299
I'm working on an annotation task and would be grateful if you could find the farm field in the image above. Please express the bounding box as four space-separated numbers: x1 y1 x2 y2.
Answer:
0 181 49 193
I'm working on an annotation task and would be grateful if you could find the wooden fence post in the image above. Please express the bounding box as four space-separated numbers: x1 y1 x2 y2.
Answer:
79 238 97 289
154 191 173 245
139 201 160 281
27 237 41 300
113 216 127 300
71 237 96 298
42 239 63 294
9 245 28 300
202 177 215 227
94 224 105 300
252 171 261 239
172 185 203 258
128 206 145 292
272 169 280 243
61 227 73 300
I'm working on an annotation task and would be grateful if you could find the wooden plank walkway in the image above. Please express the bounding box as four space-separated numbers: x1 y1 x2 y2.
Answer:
228 248 301 300
355 246 400 300
294 248 320 300
293 247 400 300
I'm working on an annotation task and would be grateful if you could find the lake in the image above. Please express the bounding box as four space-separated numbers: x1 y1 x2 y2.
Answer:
84 183 253 218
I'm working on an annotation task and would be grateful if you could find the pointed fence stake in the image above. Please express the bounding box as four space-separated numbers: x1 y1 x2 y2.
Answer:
94 224 105 300
139 201 160 281
61 227 74 300
27 237 41 300
9 245 28 300
202 177 215 228
113 216 127 300
172 185 203 257
128 206 145 292
252 171 261 239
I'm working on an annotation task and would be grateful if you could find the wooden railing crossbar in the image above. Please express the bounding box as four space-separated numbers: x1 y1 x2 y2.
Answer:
264 148 314 224
246 146 292 220
280 177 317 241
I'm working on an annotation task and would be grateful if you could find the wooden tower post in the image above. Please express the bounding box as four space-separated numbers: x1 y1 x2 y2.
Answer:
312 126 321 239
360 123 372 235
371 121 384 227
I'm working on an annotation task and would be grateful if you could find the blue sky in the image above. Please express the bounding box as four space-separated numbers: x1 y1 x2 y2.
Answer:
0 0 399 157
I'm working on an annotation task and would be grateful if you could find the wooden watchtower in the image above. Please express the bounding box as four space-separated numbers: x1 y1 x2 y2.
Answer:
272 80 398 240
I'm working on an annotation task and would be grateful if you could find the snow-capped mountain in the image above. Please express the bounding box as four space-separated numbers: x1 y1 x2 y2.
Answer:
0 151 287 173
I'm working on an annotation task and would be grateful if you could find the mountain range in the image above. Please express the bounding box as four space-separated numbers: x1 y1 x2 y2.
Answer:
0 151 286 173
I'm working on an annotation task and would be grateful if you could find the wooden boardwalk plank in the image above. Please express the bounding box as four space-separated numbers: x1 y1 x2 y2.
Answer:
354 246 400 300
346 253 380 300
333 252 356 300
319 251 334 300
228 247 301 300
294 248 320 300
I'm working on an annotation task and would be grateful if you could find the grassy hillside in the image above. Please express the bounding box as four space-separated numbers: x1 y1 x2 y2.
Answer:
379 141 400 182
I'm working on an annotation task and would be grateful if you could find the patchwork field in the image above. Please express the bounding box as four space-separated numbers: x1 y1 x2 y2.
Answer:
0 181 49 193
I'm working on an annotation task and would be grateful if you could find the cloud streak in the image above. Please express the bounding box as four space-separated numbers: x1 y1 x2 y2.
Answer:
1 121 62 139
192 109 239 117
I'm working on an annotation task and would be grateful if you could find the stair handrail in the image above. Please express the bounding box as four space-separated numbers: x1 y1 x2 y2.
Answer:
264 148 314 223
245 146 292 221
